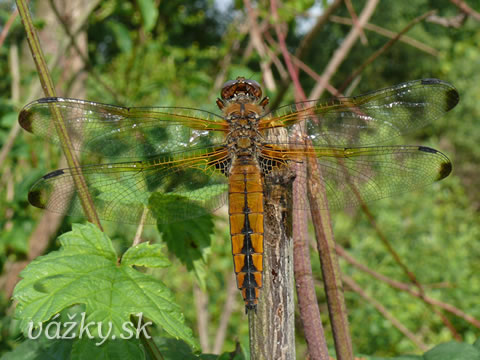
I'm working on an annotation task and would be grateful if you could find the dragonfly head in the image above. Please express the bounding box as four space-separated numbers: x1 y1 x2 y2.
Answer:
217 77 268 110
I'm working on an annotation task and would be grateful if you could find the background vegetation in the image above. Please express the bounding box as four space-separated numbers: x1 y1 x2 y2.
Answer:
0 0 479 358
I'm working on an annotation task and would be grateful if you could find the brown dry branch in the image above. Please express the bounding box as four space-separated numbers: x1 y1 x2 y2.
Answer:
248 163 296 359
270 1 335 358
301 1 381 359
270 3 333 359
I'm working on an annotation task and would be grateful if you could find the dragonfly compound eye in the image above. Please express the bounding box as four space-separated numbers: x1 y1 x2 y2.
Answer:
221 77 263 101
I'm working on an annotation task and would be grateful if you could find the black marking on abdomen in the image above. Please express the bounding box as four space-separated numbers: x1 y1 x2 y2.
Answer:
240 172 259 277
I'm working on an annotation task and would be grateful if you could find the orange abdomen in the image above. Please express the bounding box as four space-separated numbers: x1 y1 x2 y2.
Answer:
228 158 264 311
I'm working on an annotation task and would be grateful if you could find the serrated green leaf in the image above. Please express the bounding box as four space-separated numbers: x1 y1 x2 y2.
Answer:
424 341 480 360
13 223 199 350
122 242 170 268
71 338 144 360
136 0 158 32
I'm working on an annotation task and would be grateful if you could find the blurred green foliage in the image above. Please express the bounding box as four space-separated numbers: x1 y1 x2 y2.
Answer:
0 0 479 358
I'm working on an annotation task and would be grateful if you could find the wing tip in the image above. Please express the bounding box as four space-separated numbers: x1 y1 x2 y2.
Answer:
19 98 60 133
418 146 452 180
421 78 459 111
28 189 47 209
437 160 452 180
18 109 33 132
445 88 460 111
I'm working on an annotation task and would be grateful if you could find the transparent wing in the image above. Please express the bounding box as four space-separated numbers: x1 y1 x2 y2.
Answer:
19 97 228 159
260 144 452 210
28 147 230 224
260 79 459 146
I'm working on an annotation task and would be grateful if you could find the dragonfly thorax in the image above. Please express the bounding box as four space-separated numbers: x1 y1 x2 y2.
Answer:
224 101 263 156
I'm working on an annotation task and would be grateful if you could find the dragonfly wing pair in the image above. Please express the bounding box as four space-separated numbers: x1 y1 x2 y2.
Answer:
19 79 457 224
20 98 230 224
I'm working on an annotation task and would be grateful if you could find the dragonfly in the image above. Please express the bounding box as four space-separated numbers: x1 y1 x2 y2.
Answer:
19 77 458 312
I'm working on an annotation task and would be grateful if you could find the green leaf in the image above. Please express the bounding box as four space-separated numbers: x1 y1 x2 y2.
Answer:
13 223 199 350
155 338 218 360
424 341 480 360
0 338 74 360
71 338 144 360
474 338 480 349
122 242 171 268
136 0 158 32
107 21 132 53
150 194 214 290
369 355 422 360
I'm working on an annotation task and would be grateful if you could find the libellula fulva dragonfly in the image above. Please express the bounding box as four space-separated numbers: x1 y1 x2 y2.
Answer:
19 77 458 311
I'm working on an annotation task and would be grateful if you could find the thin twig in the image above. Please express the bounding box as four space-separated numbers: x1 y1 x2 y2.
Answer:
269 0 343 110
309 0 380 100
0 45 22 167
261 31 289 80
194 285 210 352
213 273 238 354
132 207 149 246
339 10 435 93
336 244 480 329
263 33 342 98
354 201 461 340
427 13 468 28
449 0 480 21
344 0 368 44
330 15 438 56
0 7 18 48
243 0 276 91
342 275 429 351
48 0 122 103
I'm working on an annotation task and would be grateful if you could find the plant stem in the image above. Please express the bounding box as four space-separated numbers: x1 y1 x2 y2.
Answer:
15 0 103 230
